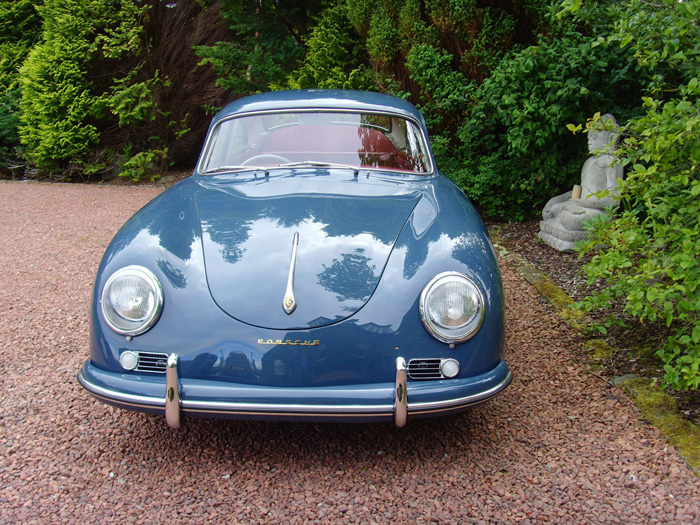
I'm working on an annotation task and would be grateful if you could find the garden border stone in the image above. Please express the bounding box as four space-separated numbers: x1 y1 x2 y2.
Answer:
494 243 700 477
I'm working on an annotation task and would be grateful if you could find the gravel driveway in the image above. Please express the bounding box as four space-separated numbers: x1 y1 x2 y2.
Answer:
1 181 699 524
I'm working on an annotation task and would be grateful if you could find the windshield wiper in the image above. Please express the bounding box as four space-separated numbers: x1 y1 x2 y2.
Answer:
203 166 270 174
279 161 359 174
205 161 361 176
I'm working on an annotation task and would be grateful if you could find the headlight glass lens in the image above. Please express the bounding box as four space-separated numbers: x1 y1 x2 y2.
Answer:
101 266 163 336
420 272 485 343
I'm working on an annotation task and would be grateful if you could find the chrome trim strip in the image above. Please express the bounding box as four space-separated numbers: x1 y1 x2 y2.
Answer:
165 354 181 429
78 370 394 414
407 370 513 412
77 371 165 407
181 399 394 414
394 357 408 428
186 409 390 420
78 369 512 417
282 231 299 315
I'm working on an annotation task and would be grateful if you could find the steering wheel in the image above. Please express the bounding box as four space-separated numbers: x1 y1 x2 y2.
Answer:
240 154 290 166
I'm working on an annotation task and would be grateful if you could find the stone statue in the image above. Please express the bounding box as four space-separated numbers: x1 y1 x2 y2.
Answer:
539 114 624 252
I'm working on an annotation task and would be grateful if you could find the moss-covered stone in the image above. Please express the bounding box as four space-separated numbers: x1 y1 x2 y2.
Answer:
631 344 658 359
620 377 700 477
495 243 700 477
499 248 585 329
584 339 615 360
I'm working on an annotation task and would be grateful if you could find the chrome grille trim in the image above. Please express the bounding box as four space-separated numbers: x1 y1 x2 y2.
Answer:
135 352 169 373
407 358 444 380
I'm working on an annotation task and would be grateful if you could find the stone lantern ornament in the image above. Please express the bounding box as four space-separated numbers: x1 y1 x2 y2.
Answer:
539 113 624 252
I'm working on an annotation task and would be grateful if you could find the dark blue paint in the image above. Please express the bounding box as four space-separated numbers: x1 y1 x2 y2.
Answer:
80 90 509 422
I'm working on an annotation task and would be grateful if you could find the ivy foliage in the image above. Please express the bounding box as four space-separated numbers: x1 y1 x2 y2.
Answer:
576 0 700 391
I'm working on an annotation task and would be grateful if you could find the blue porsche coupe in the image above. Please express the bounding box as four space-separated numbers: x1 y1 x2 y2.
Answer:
78 90 511 428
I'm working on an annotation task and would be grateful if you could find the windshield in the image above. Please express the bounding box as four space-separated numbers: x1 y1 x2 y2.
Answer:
199 111 432 174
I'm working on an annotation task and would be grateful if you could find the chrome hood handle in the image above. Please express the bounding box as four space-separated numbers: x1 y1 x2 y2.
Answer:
282 232 299 315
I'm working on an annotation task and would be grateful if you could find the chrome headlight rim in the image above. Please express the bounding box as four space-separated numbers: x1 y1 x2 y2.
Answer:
100 265 164 336
419 271 485 344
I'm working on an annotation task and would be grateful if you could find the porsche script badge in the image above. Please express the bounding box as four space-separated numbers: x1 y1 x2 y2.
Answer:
258 339 320 346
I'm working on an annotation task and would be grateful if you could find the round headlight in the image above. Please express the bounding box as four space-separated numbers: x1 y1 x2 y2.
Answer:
419 272 485 343
101 266 163 336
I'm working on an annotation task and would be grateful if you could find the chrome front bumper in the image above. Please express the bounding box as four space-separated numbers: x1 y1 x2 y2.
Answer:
78 355 512 428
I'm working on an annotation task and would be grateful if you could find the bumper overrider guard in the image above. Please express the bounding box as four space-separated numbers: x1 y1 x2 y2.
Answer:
77 355 512 428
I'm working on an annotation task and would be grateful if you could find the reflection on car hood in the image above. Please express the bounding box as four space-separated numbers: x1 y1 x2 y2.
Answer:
196 173 423 329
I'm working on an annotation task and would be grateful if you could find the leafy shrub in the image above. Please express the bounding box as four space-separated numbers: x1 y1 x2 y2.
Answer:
344 0 647 219
366 8 400 69
578 86 700 390
117 146 169 182
404 43 472 130
453 31 645 219
0 0 41 88
281 4 375 91
347 0 547 131
576 0 700 391
195 0 327 95
606 0 700 93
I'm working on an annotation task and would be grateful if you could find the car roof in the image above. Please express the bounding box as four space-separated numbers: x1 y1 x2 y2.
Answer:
213 90 427 127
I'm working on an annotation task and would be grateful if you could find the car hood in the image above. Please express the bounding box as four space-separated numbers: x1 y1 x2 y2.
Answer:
195 173 423 329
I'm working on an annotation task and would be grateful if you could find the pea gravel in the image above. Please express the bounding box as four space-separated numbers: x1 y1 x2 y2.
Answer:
1 180 699 524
